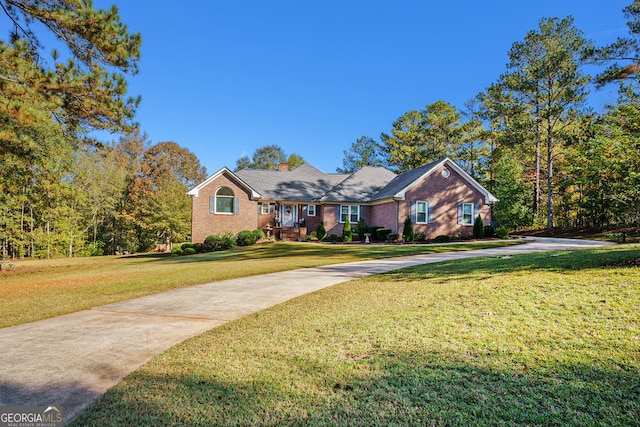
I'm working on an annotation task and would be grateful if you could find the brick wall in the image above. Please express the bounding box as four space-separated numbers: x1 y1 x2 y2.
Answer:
190 173 258 243
398 165 491 238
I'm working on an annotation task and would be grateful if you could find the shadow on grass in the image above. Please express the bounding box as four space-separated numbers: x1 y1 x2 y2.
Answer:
127 241 523 265
70 348 640 426
379 245 640 284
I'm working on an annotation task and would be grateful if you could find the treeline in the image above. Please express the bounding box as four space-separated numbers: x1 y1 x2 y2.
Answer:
340 13 640 231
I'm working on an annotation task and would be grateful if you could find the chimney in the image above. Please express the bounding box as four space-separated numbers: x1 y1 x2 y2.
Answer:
277 163 289 172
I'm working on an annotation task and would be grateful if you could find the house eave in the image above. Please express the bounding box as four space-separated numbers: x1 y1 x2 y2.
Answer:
187 167 262 199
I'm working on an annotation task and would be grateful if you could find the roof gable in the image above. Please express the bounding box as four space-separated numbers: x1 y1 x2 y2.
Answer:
187 167 261 199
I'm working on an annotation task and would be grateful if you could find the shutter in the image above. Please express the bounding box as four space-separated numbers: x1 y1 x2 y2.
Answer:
303 205 308 216
233 197 240 215
336 205 342 223
257 203 262 214
410 201 417 223
209 196 215 214
359 205 365 221
269 203 275 214
475 203 481 221
427 201 435 224
457 203 463 225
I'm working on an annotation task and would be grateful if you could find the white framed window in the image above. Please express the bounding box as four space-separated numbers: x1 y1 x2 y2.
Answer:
213 186 235 214
458 202 474 226
416 201 427 224
340 205 360 223
259 203 269 214
307 204 316 216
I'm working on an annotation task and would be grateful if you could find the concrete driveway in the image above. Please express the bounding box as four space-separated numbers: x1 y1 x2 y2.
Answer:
0 237 613 423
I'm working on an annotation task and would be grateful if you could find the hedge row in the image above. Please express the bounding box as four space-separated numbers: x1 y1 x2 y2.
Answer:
171 230 266 256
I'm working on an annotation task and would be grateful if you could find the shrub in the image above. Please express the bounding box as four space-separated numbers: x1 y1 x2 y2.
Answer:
183 247 197 256
403 217 414 242
316 222 327 241
473 215 485 239
328 234 342 243
495 226 510 239
252 229 266 241
343 217 352 242
434 235 451 243
484 225 495 238
415 231 427 242
236 230 257 246
355 219 368 239
386 233 400 243
193 243 203 253
181 243 194 251
171 246 183 256
375 228 392 242
204 232 237 252
305 231 318 242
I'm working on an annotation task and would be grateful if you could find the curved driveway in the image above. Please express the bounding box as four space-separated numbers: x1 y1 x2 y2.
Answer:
0 237 613 423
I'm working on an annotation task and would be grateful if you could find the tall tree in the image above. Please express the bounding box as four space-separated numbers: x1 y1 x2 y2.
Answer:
234 145 304 171
501 16 592 229
380 101 461 173
337 135 384 174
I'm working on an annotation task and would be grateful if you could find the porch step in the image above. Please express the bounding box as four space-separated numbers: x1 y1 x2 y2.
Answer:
277 227 307 241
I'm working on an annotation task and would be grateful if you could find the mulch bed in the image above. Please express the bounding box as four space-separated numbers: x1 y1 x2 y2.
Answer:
607 257 640 268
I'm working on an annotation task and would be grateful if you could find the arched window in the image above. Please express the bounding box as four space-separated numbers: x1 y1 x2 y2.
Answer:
215 186 235 213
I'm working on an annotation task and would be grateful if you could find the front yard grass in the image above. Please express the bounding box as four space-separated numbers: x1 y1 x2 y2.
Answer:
72 244 640 426
0 240 519 328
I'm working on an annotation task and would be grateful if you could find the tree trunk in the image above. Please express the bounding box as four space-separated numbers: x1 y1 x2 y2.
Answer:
546 123 554 230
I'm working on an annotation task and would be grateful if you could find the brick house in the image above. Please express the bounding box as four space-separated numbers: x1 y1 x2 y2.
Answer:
187 157 498 243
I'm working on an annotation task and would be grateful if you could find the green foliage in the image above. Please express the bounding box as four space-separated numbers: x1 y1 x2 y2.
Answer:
252 230 266 241
355 219 368 239
342 217 352 242
337 136 385 174
434 235 451 243
403 217 414 242
204 232 237 252
415 231 427 242
386 233 400 243
484 225 495 238
495 227 511 239
234 145 305 171
236 230 258 247
316 222 327 241
375 228 392 242
473 215 485 239
492 155 533 229
171 246 183 256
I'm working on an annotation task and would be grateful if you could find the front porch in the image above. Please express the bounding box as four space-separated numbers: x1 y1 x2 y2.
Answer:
274 226 308 241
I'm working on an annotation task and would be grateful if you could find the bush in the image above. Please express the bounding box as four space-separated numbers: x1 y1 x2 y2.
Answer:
375 228 392 242
236 230 257 246
386 233 400 243
415 231 427 242
484 225 495 238
204 232 237 252
305 231 318 242
252 229 266 241
316 222 327 241
495 226 510 239
403 217 414 242
473 215 485 239
183 247 197 255
193 243 203 253
181 243 194 251
328 234 342 243
343 217 352 242
355 219 368 239
171 246 183 256
434 235 451 243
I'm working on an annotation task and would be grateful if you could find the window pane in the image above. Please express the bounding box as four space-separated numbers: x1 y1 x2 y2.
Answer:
350 205 359 223
341 206 348 222
417 201 426 223
217 196 233 213
217 186 234 196
463 203 473 225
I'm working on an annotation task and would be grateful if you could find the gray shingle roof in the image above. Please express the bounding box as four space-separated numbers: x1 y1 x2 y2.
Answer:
320 166 397 202
373 159 442 200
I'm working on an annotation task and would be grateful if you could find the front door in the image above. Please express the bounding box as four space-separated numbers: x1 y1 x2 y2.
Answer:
281 204 297 227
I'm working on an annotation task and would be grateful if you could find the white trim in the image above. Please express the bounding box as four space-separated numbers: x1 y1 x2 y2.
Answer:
395 158 498 205
187 167 261 199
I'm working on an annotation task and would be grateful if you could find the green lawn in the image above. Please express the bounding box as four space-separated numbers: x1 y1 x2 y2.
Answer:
0 240 519 328
71 244 640 426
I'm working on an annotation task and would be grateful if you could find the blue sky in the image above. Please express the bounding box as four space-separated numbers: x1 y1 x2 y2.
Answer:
107 1 630 174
